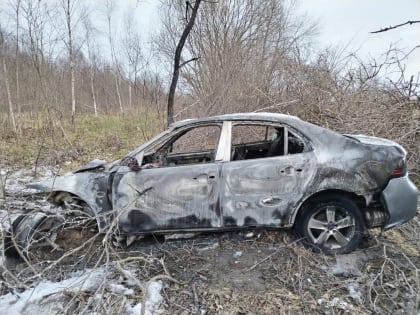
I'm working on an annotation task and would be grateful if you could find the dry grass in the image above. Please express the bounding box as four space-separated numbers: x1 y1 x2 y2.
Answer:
0 109 164 171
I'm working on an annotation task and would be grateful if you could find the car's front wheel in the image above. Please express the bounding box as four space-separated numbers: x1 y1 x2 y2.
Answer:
4 196 99 262
296 196 365 254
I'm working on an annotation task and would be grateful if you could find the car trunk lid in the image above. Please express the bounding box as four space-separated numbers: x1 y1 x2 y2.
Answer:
343 134 406 155
344 134 407 178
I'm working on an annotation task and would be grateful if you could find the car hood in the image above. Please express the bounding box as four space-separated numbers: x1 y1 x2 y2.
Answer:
27 159 109 195
74 159 107 173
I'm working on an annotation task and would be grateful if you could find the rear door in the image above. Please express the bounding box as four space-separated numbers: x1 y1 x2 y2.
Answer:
221 122 316 228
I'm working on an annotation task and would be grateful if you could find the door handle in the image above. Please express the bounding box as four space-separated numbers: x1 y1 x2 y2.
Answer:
193 173 216 180
208 172 216 179
278 166 303 175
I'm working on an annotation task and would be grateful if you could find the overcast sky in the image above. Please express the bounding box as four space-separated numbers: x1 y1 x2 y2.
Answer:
132 0 420 78
297 0 420 77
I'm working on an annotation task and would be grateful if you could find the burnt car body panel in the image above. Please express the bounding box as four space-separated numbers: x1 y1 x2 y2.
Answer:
27 171 112 229
381 176 419 229
113 162 221 234
221 152 317 227
25 113 418 240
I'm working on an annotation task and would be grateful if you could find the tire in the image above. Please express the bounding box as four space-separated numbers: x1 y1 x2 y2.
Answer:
5 208 97 261
295 196 365 254
3 215 26 258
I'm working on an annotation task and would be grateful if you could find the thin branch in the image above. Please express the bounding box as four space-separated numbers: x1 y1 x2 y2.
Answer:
179 56 200 68
371 20 420 33
402 44 420 60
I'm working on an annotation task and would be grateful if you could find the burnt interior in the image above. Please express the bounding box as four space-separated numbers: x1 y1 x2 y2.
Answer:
231 125 305 161
141 124 221 167
141 123 306 167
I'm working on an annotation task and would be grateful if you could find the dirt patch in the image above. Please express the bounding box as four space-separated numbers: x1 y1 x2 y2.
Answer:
122 228 419 314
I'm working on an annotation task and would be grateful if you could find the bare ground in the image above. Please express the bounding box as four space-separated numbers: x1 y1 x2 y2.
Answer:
0 167 419 314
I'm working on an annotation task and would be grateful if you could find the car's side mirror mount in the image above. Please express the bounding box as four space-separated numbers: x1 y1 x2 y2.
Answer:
120 155 141 171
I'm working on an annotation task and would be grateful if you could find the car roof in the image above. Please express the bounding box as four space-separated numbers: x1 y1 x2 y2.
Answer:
169 112 347 151
170 112 302 128
126 112 347 159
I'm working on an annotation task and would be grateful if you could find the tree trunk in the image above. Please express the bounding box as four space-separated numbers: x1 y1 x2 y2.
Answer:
106 0 123 114
128 83 132 109
66 0 76 126
90 65 98 116
15 0 22 122
116 76 123 113
0 30 17 133
15 0 22 130
2 51 17 134
70 59 76 124
167 0 202 127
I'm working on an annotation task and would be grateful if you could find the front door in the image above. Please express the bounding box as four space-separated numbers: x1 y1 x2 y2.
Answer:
112 123 224 234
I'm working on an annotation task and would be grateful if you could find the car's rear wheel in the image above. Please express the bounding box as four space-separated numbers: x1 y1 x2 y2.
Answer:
296 196 365 254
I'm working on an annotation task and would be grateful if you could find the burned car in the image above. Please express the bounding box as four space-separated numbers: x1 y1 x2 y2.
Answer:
6 113 418 255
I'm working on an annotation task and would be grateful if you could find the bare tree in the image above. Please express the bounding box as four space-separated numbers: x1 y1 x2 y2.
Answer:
20 0 47 113
159 0 317 117
0 28 17 133
82 14 99 116
105 0 123 113
121 8 144 109
19 0 59 116
167 0 203 126
13 0 22 123
60 0 89 124
62 0 77 126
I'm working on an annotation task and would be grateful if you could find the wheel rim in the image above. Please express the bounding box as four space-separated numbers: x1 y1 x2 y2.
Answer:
306 205 356 250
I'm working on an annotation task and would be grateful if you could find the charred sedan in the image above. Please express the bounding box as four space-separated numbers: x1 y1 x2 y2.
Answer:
7 113 418 255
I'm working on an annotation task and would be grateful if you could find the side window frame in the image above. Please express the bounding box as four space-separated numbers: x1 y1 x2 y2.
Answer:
141 122 226 168
228 121 311 162
165 123 222 154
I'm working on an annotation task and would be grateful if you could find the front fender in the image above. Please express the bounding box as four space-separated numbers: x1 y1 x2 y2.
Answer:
27 171 112 230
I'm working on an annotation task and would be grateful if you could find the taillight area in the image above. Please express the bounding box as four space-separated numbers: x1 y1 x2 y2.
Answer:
390 159 407 178
391 168 405 176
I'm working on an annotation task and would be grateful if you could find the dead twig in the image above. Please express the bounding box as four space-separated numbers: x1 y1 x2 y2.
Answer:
371 20 420 33
246 238 303 271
